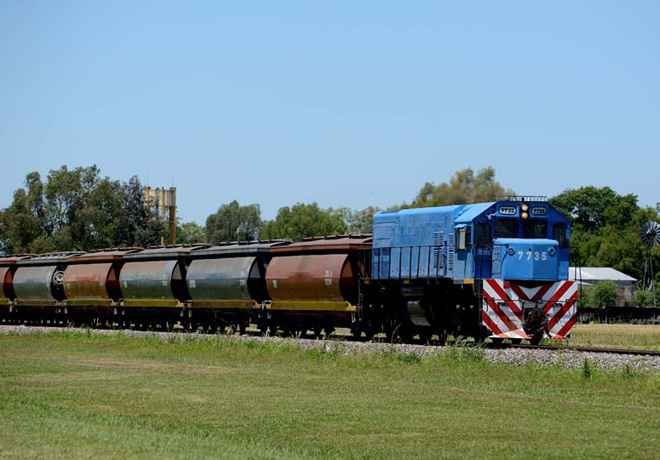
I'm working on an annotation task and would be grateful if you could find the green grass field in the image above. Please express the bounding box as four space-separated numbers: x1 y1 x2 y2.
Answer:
0 332 659 459
567 323 660 350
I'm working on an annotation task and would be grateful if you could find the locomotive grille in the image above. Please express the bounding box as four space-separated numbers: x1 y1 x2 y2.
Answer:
433 231 444 271
447 233 454 271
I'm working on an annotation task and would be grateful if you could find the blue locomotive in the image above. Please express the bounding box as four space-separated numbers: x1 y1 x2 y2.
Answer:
368 197 576 343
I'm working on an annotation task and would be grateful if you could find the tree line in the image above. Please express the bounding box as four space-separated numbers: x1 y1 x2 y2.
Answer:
1 165 659 306
0 166 161 253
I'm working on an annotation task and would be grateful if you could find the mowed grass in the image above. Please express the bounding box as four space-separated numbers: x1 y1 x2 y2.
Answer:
0 333 659 460
568 324 660 350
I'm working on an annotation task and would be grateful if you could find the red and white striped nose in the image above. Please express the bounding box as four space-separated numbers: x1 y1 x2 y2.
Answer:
482 279 577 341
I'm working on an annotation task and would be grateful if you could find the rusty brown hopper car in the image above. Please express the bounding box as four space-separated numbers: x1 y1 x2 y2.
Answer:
61 248 142 323
264 235 372 334
185 240 290 331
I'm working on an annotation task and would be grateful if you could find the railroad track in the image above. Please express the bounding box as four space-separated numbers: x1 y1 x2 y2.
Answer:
2 323 659 357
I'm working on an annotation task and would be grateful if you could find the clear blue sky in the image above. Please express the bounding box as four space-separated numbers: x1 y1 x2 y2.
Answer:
2 1 659 224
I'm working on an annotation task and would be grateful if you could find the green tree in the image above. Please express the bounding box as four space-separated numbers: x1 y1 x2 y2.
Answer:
553 186 660 282
176 221 206 244
333 206 380 234
578 285 593 307
0 167 161 254
550 186 638 232
395 167 513 209
260 202 346 241
206 200 261 244
590 281 619 308
0 186 44 253
115 176 161 248
629 289 656 307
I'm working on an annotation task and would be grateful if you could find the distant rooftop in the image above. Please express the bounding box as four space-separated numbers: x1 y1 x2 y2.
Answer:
569 267 637 283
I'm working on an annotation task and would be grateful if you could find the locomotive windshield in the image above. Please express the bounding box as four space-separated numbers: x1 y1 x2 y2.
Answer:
494 219 517 238
523 220 548 238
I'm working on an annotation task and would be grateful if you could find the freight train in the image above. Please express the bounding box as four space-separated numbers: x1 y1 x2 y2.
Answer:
0 197 577 344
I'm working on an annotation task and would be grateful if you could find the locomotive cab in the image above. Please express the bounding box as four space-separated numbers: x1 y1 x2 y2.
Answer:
473 198 576 343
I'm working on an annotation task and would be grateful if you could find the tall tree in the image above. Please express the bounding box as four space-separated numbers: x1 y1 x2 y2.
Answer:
549 186 638 232
398 166 514 209
206 200 261 244
260 202 346 241
0 167 161 254
333 206 380 234
0 186 44 253
175 221 206 244
550 186 660 282
115 176 162 248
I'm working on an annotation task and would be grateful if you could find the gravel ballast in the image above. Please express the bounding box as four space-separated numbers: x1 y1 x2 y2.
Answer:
1 325 659 373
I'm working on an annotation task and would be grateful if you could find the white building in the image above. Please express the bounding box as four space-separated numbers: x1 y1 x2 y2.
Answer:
569 267 638 306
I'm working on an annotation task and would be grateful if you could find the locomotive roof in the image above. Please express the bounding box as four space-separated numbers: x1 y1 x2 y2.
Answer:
454 202 496 224
376 205 465 218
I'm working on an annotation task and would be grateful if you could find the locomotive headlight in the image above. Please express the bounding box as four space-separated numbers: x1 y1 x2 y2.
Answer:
521 203 529 212
507 247 515 255
521 212 529 219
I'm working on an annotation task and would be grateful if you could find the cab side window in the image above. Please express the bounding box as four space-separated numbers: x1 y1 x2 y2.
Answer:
474 223 491 245
455 227 467 250
553 223 567 248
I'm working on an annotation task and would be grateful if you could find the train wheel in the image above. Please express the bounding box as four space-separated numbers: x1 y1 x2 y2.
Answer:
418 330 432 344
384 318 412 343
529 334 543 345
510 338 522 345
363 326 375 341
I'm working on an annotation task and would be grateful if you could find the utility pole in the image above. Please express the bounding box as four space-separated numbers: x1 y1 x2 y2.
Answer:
144 186 177 245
